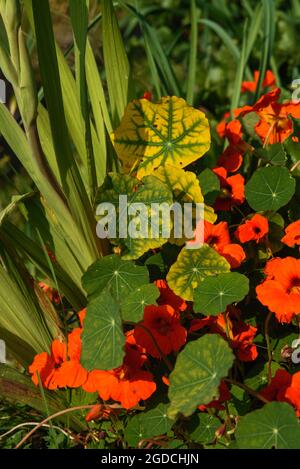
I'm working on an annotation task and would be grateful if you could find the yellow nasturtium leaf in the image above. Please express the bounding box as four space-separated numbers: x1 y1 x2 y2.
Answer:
166 245 230 301
153 165 217 224
113 96 211 178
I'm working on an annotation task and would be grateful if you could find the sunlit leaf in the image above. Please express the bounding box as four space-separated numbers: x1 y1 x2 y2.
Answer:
113 96 210 178
166 245 230 301
168 335 234 419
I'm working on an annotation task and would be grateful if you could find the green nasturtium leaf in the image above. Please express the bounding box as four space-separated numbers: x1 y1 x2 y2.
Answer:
187 413 220 444
81 291 125 371
166 245 230 301
96 173 173 259
121 284 160 322
168 334 234 419
245 166 296 211
235 402 300 449
82 254 149 302
256 143 287 166
194 272 249 315
198 168 220 205
124 403 173 447
113 96 211 178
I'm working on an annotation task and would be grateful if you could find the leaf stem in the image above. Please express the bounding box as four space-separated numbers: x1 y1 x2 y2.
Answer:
224 378 269 404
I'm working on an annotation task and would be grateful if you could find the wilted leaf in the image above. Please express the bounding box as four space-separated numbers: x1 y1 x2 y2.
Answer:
166 245 230 301
168 335 234 419
113 96 210 178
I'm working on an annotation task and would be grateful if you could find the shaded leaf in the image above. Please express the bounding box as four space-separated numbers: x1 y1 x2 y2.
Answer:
121 284 160 323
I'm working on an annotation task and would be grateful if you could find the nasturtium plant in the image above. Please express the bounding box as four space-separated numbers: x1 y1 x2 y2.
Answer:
186 413 221 444
194 272 249 315
235 403 300 449
113 96 211 178
167 245 230 301
245 166 296 211
168 335 234 419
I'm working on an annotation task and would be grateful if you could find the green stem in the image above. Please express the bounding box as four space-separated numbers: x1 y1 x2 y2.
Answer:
265 311 273 384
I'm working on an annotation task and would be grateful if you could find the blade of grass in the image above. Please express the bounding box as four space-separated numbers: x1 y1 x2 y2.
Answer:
70 0 97 200
230 21 248 113
254 0 275 101
102 0 132 125
186 0 198 105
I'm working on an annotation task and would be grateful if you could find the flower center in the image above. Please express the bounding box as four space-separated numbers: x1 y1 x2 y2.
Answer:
219 188 231 199
153 317 171 335
289 277 300 294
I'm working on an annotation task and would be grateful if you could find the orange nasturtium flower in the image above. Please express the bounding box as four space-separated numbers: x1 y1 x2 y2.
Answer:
213 167 245 211
29 328 88 390
83 339 156 409
134 304 187 358
282 219 300 250
235 87 300 145
241 70 276 94
155 279 187 312
261 369 300 416
204 220 246 268
256 257 300 323
235 214 269 244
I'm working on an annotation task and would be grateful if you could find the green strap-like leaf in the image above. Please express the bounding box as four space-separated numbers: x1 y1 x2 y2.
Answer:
168 334 234 419
235 402 300 449
81 291 125 371
194 272 249 315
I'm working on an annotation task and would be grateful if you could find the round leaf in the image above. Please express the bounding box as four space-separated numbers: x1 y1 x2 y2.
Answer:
187 413 220 444
194 272 249 315
245 166 295 211
168 334 234 419
235 402 300 449
113 96 211 178
81 291 125 371
125 403 173 447
121 284 160 322
82 254 149 302
166 245 230 301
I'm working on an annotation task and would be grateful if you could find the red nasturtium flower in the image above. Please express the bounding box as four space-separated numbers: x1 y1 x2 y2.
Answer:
155 279 187 312
235 87 300 145
235 214 269 244
282 220 300 250
83 339 156 409
38 281 60 305
241 70 276 93
213 167 245 211
217 119 250 173
256 257 300 323
134 305 187 358
190 308 258 362
261 369 300 416
204 220 246 268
